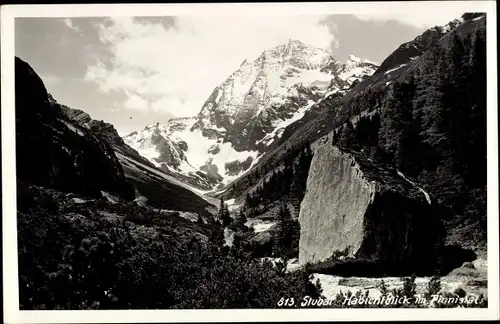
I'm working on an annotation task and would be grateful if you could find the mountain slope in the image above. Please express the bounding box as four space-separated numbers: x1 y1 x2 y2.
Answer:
15 57 135 201
228 13 486 188
17 56 215 216
219 13 487 253
373 17 464 76
124 40 378 189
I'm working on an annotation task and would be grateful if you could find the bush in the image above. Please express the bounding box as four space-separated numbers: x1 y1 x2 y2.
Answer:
425 276 442 299
17 185 322 309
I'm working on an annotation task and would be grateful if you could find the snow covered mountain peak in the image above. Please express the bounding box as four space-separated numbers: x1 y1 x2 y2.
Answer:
191 40 337 142
124 41 379 190
255 39 335 71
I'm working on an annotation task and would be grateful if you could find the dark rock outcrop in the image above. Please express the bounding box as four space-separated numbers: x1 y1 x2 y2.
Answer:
461 13 485 21
15 57 134 200
58 105 92 125
298 144 445 275
150 130 186 170
225 157 254 176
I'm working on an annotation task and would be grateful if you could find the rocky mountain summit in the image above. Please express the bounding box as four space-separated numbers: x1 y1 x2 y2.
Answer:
124 40 379 189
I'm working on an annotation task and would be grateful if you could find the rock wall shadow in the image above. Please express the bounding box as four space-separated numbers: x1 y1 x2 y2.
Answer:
308 244 477 277
439 244 477 275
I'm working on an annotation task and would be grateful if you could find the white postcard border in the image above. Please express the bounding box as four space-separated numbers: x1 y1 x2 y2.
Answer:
2 1 498 322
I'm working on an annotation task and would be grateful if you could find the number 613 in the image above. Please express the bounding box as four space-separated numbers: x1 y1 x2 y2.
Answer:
277 297 295 307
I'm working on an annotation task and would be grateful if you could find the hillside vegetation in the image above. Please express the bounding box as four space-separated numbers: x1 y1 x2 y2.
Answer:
17 182 322 309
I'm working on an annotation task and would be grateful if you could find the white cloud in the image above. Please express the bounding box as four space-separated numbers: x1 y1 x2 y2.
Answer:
63 18 81 33
354 12 466 29
85 15 334 117
123 91 149 111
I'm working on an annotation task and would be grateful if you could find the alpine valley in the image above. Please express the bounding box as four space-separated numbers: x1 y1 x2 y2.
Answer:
14 12 489 310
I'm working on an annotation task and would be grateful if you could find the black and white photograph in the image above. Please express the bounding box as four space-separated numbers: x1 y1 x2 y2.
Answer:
1 1 498 322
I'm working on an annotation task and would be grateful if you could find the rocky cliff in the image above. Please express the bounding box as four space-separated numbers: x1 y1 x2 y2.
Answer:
298 144 444 275
15 57 135 200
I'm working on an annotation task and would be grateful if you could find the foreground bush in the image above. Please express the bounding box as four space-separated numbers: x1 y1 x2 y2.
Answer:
17 183 321 310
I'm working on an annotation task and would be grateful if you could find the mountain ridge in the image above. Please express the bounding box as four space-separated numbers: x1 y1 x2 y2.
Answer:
124 39 379 189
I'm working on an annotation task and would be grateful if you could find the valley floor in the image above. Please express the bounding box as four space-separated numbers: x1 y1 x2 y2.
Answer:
312 257 487 302
258 255 488 308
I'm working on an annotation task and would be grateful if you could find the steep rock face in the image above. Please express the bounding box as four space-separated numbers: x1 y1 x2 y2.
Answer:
15 57 134 200
298 145 444 274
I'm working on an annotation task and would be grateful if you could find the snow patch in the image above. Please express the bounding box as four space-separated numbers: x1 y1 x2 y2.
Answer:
61 145 71 155
101 191 119 204
61 120 85 136
134 195 148 207
224 227 235 247
397 170 432 204
72 198 87 204
177 211 199 222
259 257 301 272
256 100 316 146
213 187 228 195
228 203 242 212
384 64 407 75
323 88 340 98
246 219 277 233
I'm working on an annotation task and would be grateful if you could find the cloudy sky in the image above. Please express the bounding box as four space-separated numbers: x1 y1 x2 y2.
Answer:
15 12 464 135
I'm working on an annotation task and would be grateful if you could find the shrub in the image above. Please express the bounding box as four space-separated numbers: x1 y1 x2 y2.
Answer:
17 185 322 310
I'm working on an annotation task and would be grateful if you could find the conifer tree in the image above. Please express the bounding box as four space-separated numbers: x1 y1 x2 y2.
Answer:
464 27 486 188
273 204 297 258
278 204 292 223
219 197 232 227
332 120 339 146
378 76 416 169
235 209 247 227
338 120 356 149
290 142 313 211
